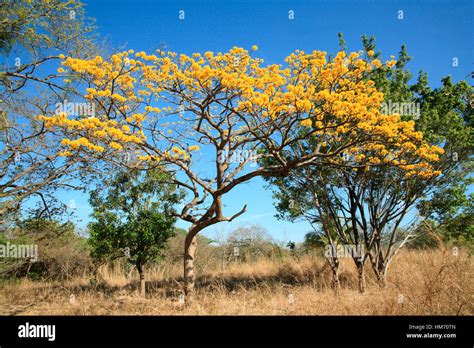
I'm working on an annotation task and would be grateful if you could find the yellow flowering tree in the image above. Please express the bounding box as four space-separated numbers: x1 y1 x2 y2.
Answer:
264 38 448 292
38 46 443 295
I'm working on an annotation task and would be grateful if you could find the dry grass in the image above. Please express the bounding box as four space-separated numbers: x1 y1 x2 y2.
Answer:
0 249 472 315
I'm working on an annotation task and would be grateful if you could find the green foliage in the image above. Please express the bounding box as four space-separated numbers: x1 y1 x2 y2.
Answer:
0 0 96 55
413 75 473 245
1 218 91 280
419 181 473 224
87 169 183 269
303 231 327 250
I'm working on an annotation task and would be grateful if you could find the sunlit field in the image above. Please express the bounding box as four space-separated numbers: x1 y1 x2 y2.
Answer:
1 2 473 345
1 249 471 316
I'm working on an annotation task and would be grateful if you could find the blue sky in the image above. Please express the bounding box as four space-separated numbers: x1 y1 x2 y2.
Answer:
59 0 472 243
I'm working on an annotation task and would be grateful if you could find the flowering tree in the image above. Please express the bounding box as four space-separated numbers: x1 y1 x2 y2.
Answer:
264 38 467 292
38 46 443 295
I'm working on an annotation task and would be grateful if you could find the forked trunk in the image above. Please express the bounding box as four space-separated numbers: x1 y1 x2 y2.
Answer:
371 259 387 288
376 266 387 288
329 257 340 292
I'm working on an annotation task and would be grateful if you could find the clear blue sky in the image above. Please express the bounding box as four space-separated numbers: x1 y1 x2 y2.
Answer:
59 0 472 243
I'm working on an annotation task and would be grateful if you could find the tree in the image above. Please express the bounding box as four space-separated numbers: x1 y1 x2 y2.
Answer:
303 230 327 251
38 45 442 297
224 224 275 263
413 75 473 246
88 169 182 296
417 180 473 247
265 35 472 290
0 0 98 222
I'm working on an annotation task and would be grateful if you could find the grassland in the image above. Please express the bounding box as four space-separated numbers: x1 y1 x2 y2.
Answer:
1 249 472 316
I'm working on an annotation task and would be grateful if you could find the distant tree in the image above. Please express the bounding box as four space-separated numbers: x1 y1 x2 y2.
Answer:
1 218 91 280
417 181 473 247
222 224 275 263
303 231 327 250
88 169 182 296
286 241 296 250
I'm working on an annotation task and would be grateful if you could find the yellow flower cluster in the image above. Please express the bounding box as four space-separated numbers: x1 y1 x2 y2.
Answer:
171 146 189 160
39 46 441 179
61 137 104 153
37 111 145 155
188 145 200 151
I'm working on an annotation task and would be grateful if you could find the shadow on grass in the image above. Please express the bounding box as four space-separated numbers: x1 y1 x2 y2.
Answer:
4 260 360 313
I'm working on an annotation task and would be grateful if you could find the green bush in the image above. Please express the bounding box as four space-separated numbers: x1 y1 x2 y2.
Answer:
0 218 92 280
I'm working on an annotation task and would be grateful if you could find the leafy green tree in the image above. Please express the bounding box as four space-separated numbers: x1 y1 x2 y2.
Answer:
303 231 327 250
417 180 473 246
413 74 473 246
88 169 182 296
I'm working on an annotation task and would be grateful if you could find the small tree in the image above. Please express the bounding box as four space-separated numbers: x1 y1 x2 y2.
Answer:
88 169 181 296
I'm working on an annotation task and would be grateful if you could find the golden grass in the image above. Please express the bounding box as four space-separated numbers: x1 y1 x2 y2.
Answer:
0 249 472 315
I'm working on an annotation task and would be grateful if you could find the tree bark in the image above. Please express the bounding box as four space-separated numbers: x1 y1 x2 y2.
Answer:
184 232 198 297
327 256 340 292
331 258 341 293
332 269 341 292
357 263 366 293
370 258 387 288
136 260 145 297
376 266 387 288
377 273 386 287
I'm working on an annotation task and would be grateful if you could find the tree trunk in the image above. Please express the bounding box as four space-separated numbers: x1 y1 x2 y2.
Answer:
357 263 366 293
184 232 198 297
332 258 341 292
136 260 145 297
371 260 387 288
328 256 340 292
376 266 387 288
377 273 386 287
139 273 145 297
332 269 341 292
